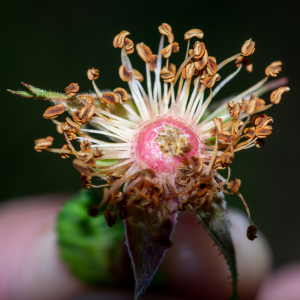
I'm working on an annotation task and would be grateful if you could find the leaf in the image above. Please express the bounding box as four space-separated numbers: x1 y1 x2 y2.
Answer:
56 189 124 287
125 200 179 300
196 192 238 300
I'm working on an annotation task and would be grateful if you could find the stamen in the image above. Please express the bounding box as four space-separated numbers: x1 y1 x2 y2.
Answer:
192 88 213 126
79 129 131 142
217 53 241 71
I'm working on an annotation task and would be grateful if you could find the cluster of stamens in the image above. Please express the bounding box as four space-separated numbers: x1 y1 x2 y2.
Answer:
10 23 290 242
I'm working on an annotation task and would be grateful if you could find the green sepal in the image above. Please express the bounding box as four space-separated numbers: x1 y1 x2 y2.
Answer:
196 193 238 300
8 82 71 101
56 189 124 287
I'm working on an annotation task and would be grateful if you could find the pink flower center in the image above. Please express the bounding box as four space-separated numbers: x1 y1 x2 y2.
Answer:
134 116 203 176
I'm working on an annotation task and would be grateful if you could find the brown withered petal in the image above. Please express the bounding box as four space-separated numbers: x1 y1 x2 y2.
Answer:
202 73 221 88
34 136 54 152
158 23 174 44
136 43 152 63
270 86 290 104
101 92 120 105
241 38 255 56
235 56 253 73
184 29 204 40
65 83 79 97
265 61 282 77
113 30 130 48
114 87 128 102
149 55 158 72
80 140 92 153
168 63 176 75
160 44 173 59
160 67 175 83
133 69 144 82
247 225 258 241
193 41 205 59
207 57 218 75
104 209 117 227
87 68 99 80
60 144 71 159
78 94 95 105
227 178 241 193
78 104 95 124
119 65 132 82
195 49 208 70
43 104 65 119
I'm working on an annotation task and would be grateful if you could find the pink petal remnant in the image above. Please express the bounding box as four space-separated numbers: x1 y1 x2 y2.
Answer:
134 116 202 176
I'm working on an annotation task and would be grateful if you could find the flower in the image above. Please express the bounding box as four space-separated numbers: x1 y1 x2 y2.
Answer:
9 23 289 299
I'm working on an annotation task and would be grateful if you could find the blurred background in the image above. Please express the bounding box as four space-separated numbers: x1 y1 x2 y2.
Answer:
1 0 298 272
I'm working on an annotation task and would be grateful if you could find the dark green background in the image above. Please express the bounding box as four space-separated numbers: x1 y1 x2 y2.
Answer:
1 0 298 267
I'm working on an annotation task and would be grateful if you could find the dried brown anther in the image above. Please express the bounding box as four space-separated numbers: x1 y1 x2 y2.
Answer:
182 62 196 79
193 41 205 59
60 144 71 159
241 38 255 56
79 153 96 167
65 83 79 97
207 57 218 75
73 104 96 125
149 55 158 72
114 87 128 102
184 29 204 40
34 136 54 152
81 173 92 189
227 178 241 193
119 65 132 82
136 43 152 63
247 225 258 241
270 86 290 104
160 43 179 59
43 104 65 119
87 68 99 80
168 63 176 75
104 209 117 227
73 158 89 176
265 61 282 77
93 147 104 158
80 140 92 153
160 67 175 82
133 69 144 82
88 205 99 217
158 23 174 44
124 38 134 54
113 30 130 48
201 73 221 88
101 92 120 105
78 94 95 105
235 56 253 73
195 49 208 71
